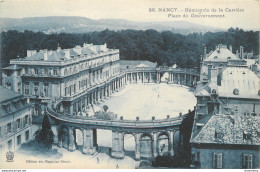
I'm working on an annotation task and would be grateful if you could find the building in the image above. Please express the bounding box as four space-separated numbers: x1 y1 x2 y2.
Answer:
1 43 120 116
190 45 260 169
0 86 33 152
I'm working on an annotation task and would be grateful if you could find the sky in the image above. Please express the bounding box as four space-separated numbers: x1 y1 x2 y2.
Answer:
0 0 259 30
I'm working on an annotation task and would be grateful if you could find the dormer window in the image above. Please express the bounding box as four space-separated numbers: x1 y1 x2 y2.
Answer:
227 57 231 60
215 129 224 141
243 131 251 140
214 56 218 59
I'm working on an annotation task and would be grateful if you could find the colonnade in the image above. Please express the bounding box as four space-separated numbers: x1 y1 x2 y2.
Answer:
58 126 180 160
126 71 198 87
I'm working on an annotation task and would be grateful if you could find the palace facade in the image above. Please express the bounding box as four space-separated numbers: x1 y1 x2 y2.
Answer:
2 43 121 116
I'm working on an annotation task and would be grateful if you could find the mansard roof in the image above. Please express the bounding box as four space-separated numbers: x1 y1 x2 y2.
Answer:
0 86 32 118
19 43 112 62
204 45 240 63
218 66 259 99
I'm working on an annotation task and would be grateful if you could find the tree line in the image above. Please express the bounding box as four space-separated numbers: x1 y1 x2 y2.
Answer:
1 28 259 69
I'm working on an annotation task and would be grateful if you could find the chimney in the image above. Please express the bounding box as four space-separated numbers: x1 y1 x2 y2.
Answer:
210 67 218 85
229 45 232 53
203 47 207 60
43 49 48 61
27 50 37 57
240 46 244 59
73 46 82 55
208 64 212 81
64 49 70 59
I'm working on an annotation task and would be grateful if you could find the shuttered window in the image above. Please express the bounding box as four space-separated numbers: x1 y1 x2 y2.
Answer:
213 153 222 168
243 154 253 169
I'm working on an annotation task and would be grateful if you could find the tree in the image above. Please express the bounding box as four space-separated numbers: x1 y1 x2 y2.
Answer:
34 114 54 150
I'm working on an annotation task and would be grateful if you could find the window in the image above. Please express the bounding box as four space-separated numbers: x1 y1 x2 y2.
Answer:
44 69 48 75
25 130 29 141
243 154 253 169
53 69 57 75
24 83 29 95
16 119 20 129
25 68 28 74
44 83 49 97
17 135 21 145
34 82 39 96
6 83 12 89
213 153 222 168
34 68 38 75
7 123 12 133
6 71 12 77
5 105 10 112
25 115 29 126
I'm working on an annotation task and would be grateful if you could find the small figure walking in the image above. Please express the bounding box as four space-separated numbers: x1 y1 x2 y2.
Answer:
158 94 159 98
97 157 100 164
116 164 119 169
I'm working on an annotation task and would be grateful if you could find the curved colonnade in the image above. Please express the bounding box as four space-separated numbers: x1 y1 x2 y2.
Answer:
47 67 199 159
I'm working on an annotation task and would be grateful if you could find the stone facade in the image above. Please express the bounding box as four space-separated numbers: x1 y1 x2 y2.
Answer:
2 43 120 116
0 86 33 152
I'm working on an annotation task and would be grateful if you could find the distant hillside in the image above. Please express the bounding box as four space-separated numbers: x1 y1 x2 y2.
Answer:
0 16 223 35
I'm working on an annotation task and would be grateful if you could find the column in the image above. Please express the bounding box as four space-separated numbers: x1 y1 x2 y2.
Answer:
111 131 124 158
82 128 98 155
184 73 187 85
169 130 175 156
135 133 140 160
69 105 73 115
79 99 82 113
130 73 132 84
68 127 76 151
104 87 107 98
75 101 79 115
153 132 157 158
178 74 180 84
58 127 63 148
190 75 192 86
143 72 144 83
91 92 94 104
97 89 100 102
85 95 88 108
149 73 151 83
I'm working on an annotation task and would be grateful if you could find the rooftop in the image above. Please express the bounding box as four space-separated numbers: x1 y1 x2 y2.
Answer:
191 114 260 146
119 60 157 69
204 45 240 63
12 43 116 62
2 64 22 70
0 86 22 103
218 66 259 99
